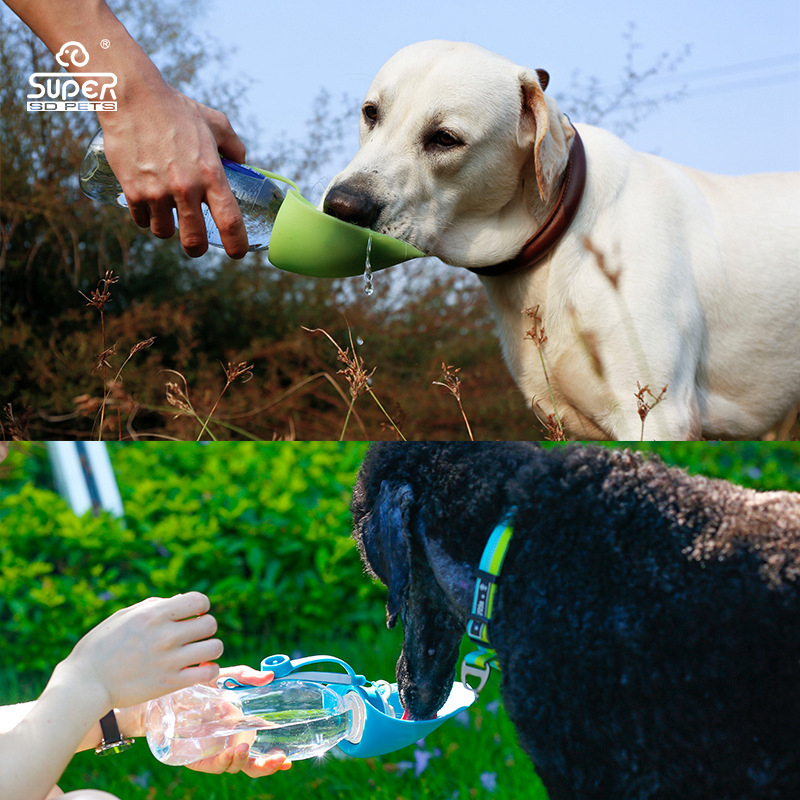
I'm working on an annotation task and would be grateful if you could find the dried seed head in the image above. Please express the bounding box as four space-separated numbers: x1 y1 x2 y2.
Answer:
93 344 117 373
224 361 254 384
303 325 375 400
165 381 192 413
2 403 32 441
524 305 547 348
80 269 120 312
337 347 374 399
129 337 156 357
433 363 462 400
635 382 668 422
544 413 567 441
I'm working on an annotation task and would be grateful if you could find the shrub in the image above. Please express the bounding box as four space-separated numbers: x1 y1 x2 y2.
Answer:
0 442 377 676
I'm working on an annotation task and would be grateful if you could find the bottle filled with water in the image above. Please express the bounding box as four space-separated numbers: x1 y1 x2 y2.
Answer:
79 129 285 251
145 680 366 766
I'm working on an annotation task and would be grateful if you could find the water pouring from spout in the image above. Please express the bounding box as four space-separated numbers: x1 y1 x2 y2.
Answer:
363 235 374 296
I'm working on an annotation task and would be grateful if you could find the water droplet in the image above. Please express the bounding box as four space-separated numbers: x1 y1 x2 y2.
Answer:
363 234 374 296
356 336 364 346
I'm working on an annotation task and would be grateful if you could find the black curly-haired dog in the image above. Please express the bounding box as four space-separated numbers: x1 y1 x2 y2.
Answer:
351 442 800 800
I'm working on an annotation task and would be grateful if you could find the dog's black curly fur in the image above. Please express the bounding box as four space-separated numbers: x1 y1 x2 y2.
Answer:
351 442 800 800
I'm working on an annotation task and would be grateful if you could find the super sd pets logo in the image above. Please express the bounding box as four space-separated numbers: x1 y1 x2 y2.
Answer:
27 41 117 112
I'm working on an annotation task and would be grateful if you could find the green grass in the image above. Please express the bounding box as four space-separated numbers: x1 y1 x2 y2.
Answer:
9 636 546 800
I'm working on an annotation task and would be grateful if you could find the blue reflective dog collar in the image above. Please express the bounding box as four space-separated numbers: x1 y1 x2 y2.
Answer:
461 508 516 693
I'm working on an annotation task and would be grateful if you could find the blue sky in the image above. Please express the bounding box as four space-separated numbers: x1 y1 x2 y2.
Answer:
193 0 799 179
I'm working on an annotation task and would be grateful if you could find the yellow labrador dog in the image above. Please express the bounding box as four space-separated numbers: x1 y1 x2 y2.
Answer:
322 40 800 440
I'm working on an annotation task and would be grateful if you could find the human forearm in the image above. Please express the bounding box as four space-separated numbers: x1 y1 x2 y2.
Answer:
0 662 110 800
0 701 35 734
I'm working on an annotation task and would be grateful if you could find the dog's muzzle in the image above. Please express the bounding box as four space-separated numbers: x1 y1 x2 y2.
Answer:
323 180 385 230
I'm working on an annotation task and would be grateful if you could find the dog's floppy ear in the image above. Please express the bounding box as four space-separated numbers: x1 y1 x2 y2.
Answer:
536 69 550 91
361 480 414 629
517 68 574 207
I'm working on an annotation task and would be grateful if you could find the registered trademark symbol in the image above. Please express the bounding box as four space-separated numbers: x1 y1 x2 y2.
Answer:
100 39 111 49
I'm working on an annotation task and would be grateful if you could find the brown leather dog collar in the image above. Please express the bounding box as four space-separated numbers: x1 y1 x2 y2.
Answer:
468 127 586 278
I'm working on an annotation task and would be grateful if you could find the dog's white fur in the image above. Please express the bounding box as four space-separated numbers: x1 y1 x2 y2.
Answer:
324 40 800 439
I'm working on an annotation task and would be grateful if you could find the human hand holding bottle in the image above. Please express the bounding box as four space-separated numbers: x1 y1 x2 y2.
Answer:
182 666 293 778
72 597 290 777
4 0 250 259
0 592 228 800
98 82 251 259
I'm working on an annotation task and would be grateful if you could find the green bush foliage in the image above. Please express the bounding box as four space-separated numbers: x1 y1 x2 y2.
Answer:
0 442 375 676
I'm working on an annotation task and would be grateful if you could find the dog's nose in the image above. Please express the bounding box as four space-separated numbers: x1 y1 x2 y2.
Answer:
323 182 382 229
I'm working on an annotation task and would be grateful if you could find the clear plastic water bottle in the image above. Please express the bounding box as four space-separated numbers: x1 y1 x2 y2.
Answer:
79 129 285 251
145 680 366 766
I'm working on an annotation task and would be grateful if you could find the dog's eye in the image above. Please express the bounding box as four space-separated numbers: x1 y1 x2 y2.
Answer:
428 130 463 149
362 104 379 124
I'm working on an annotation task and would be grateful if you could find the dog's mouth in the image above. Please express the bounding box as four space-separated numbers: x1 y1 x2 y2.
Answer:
401 707 437 721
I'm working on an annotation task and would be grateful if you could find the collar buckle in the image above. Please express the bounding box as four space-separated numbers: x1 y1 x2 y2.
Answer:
461 655 494 695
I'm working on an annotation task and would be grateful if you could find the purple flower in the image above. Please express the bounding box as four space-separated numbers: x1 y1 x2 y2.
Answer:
480 772 498 791
413 745 442 777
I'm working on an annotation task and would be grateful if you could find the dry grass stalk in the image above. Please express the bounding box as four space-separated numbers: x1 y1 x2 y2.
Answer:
584 238 676 438
302 325 405 441
78 270 160 440
80 271 153 440
2 403 31 441
162 362 255 441
379 404 408 441
432 363 474 441
197 361 255 440
81 270 120 438
220 371 369 439
567 305 605 379
524 305 565 440
635 382 668 440
583 236 621 289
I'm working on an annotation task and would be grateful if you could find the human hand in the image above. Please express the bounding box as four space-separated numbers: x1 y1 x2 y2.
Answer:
100 79 249 259
186 742 292 777
9 0 249 259
58 592 222 713
184 665 292 777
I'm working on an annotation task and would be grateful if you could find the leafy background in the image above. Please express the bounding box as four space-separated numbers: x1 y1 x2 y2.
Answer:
1 441 798 798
